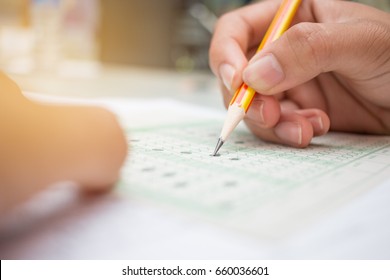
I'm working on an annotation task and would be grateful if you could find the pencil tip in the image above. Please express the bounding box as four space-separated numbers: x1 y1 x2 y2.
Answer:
212 138 224 156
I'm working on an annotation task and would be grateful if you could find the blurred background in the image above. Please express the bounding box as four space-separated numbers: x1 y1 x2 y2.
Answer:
0 0 253 75
0 0 389 76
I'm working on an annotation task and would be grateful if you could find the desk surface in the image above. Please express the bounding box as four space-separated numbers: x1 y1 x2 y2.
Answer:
1 63 390 259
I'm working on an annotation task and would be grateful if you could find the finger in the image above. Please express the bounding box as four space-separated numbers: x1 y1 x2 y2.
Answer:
245 93 280 128
243 18 390 95
209 0 280 93
245 110 314 148
295 108 330 136
277 98 330 136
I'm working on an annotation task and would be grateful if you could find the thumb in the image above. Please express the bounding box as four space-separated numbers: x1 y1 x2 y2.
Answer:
242 20 390 95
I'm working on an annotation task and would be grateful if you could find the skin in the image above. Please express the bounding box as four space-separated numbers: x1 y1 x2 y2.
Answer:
209 0 390 148
0 72 128 213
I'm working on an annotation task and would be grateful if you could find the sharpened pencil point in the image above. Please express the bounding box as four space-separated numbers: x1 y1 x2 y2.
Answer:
213 138 224 156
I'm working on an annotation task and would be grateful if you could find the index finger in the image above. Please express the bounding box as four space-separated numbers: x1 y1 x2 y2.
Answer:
209 0 280 91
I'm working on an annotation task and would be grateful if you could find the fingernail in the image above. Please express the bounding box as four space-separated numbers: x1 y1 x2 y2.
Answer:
308 116 323 132
219 63 235 92
243 54 284 91
246 100 265 126
274 122 302 145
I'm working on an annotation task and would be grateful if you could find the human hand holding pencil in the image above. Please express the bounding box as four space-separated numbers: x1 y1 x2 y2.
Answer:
209 0 390 150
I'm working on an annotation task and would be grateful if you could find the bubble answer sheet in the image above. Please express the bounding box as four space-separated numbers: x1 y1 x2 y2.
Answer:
1 94 390 259
110 98 390 239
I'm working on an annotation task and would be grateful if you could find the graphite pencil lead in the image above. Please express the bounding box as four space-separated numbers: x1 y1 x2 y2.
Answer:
212 138 224 156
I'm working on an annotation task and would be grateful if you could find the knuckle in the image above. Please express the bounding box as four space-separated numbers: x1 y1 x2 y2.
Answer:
216 11 236 29
360 18 389 39
360 19 390 58
212 12 236 41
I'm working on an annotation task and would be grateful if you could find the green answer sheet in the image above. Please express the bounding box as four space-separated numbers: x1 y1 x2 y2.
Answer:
115 99 390 238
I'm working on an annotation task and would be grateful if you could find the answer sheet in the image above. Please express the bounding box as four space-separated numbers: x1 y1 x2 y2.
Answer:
1 94 390 259
111 99 390 238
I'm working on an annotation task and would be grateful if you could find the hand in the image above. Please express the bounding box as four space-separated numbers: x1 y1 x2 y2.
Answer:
209 0 390 147
0 73 128 213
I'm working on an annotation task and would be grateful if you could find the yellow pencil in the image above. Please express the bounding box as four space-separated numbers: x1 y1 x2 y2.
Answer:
213 0 302 156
